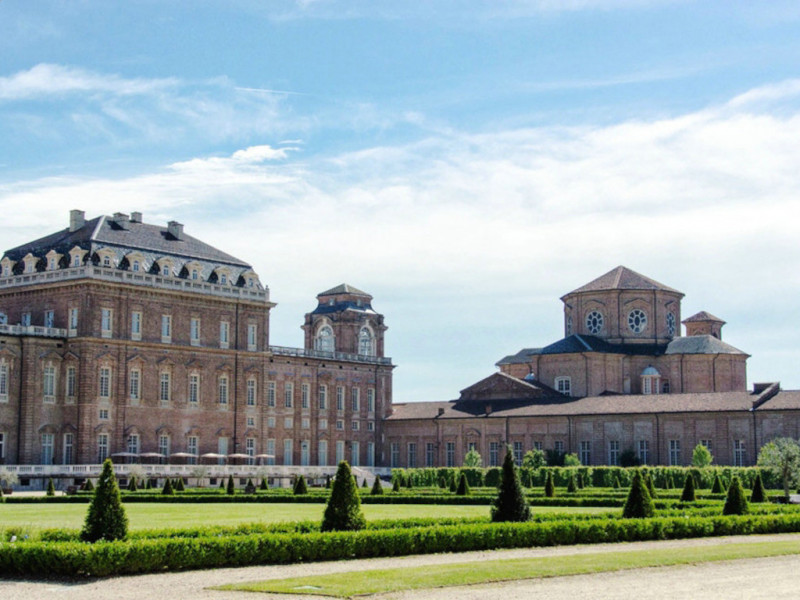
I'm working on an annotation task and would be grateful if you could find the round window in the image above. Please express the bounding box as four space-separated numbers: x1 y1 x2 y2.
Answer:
628 309 647 333
666 312 676 336
585 311 604 334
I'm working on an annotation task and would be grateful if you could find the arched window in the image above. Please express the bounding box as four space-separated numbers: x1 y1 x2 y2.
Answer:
316 325 334 352
641 365 661 395
358 327 374 356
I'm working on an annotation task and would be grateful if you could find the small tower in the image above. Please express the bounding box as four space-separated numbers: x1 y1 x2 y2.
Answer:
682 311 725 339
302 284 387 357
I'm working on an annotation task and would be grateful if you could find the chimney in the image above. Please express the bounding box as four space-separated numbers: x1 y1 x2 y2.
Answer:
167 220 184 240
130 212 143 223
69 209 85 232
112 212 130 229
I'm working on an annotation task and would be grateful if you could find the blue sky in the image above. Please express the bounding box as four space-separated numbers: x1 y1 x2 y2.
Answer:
2 1 800 400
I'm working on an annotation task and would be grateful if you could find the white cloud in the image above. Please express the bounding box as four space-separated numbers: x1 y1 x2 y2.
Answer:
2 79 800 398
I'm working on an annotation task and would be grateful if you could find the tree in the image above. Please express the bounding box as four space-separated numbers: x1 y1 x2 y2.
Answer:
448 476 457 493
0 467 19 491
226 474 235 495
619 448 640 467
456 472 471 496
46 477 56 496
750 472 767 503
370 476 384 495
577 472 585 489
544 470 555 497
522 449 545 469
84 479 95 492
174 477 185 492
462 449 482 468
644 471 657 498
722 476 749 515
127 476 138 492
293 474 308 495
491 448 531 522
757 437 800 500
392 478 401 492
680 473 696 502
80 459 128 542
260 477 268 491
692 444 714 467
162 477 175 495
711 473 725 494
622 470 654 519
567 473 577 493
563 453 581 467
321 461 366 531
362 478 368 488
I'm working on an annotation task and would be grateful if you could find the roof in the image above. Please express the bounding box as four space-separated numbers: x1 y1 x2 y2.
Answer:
564 266 682 297
683 311 726 324
538 334 667 357
318 284 371 297
665 335 748 356
496 347 543 366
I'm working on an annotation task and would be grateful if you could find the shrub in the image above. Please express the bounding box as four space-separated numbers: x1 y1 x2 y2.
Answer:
750 472 767 503
622 471 654 519
84 479 94 492
145 479 152 490
577 472 585 489
491 448 530 522
612 475 621 489
127 477 138 492
680 473 696 502
462 449 482 467
544 471 555 497
392 479 401 492
293 475 308 495
46 478 56 497
260 478 268 491
692 444 714 467
321 461 366 532
711 473 724 494
162 478 175 496
567 474 577 494
723 476 749 516
80 459 128 542
219 479 225 490
456 472 471 496
757 437 800 499
485 468 501 488
563 453 581 467
448 477 457 493
619 448 640 467
325 475 332 489
522 449 546 469
644 471 657 499
405 476 413 489
226 475 235 495
370 476 384 496
438 476 447 488
174 478 185 492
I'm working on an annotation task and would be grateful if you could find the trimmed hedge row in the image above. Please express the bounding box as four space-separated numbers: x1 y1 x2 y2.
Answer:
4 513 800 578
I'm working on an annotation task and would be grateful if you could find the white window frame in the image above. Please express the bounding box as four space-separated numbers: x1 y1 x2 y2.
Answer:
43 363 56 403
301 383 310 409
63 432 74 464
188 373 199 406
218 375 229 407
161 314 172 344
219 321 230 349
367 388 375 413
190 318 200 346
247 323 257 351
284 382 293 408
555 376 572 396
101 308 113 338
351 387 360 412
669 439 681 466
638 439 650 465
266 381 276 407
580 440 591 465
159 371 171 406
319 384 327 410
65 366 76 403
608 440 620 466
247 378 257 407
336 386 344 411
129 368 141 404
97 433 109 462
98 366 112 400
0 361 7 402
131 311 142 341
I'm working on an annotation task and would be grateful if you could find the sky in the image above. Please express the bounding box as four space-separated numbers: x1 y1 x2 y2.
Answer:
1 1 800 401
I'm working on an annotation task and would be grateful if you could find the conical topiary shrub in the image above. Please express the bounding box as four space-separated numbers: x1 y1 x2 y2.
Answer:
226 475 235 495
370 476 384 495
680 473 696 502
46 477 56 497
162 477 175 495
325 475 332 489
127 476 138 492
293 474 308 495
321 461 366 532
439 476 447 489
456 472 471 496
174 477 185 492
362 478 368 488
84 479 95 492
219 479 225 490
406 476 413 489
644 471 657 499
711 473 724 494
544 471 555 497
392 479 401 492
567 474 577 494
723 476 749 515
622 470 655 519
577 472 585 489
491 447 531 522
448 476 457 493
80 459 128 542
260 477 268 490
145 478 152 490
612 475 621 489
750 472 767 503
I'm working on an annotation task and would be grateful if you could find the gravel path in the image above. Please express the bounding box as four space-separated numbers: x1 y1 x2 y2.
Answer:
2 534 800 600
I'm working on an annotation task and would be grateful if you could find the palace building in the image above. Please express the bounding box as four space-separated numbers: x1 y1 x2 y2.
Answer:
1 211 799 474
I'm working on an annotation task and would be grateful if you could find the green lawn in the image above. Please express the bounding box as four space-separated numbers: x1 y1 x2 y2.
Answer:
218 539 800 597
0 502 611 530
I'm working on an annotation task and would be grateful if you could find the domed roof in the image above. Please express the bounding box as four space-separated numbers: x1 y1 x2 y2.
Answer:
563 266 682 297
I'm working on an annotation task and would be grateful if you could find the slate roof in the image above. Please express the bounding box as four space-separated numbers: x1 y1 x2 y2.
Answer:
564 266 682 297
683 311 725 324
318 284 371 297
496 347 543 366
665 335 747 356
539 334 667 357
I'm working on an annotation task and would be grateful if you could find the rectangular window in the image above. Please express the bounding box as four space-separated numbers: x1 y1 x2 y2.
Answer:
700 439 713 452
127 434 140 455
351 388 360 412
97 433 109 462
301 383 310 409
267 416 275 428
0 432 5 460
283 439 293 466
131 311 141 341
367 441 375 467
367 388 375 413
318 439 328 466
556 377 572 396
533 441 543 451
0 362 7 401
219 321 230 349
247 324 257 351
21 312 31 326
284 417 293 429
159 435 170 457
43 364 56 402
41 433 54 465
554 440 564 454
336 440 345 464
351 420 360 431
101 308 113 338
267 381 276 407
69 307 79 334
513 441 524 465
160 372 171 406
301 417 310 429
99 408 109 420
408 442 417 468
489 441 500 467
318 384 327 410
608 440 620 466
218 437 228 465
44 310 54 328
63 432 74 464
390 442 400 468
246 438 255 465
188 373 199 406
733 440 747 467
669 439 681 466
266 438 275 465
66 366 76 402
161 315 172 343
284 382 293 408
426 442 435 467
247 416 256 427
190 318 200 346
129 369 140 404
187 436 198 464
247 379 256 406
336 386 344 411
98 367 111 400
367 420 375 431
319 418 328 430
336 420 344 431
218 376 229 406
351 441 360 466
580 440 591 465
446 441 456 467
638 439 650 465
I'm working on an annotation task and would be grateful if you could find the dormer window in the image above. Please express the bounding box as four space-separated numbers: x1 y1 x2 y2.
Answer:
72 255 81 267
192 269 199 280
49 258 56 270
220 273 227 285
132 260 140 272
316 325 334 352
358 327 374 356
103 256 111 267
555 376 572 396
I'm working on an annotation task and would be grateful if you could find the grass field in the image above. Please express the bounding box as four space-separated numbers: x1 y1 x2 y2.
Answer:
0 502 613 530
218 539 800 597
